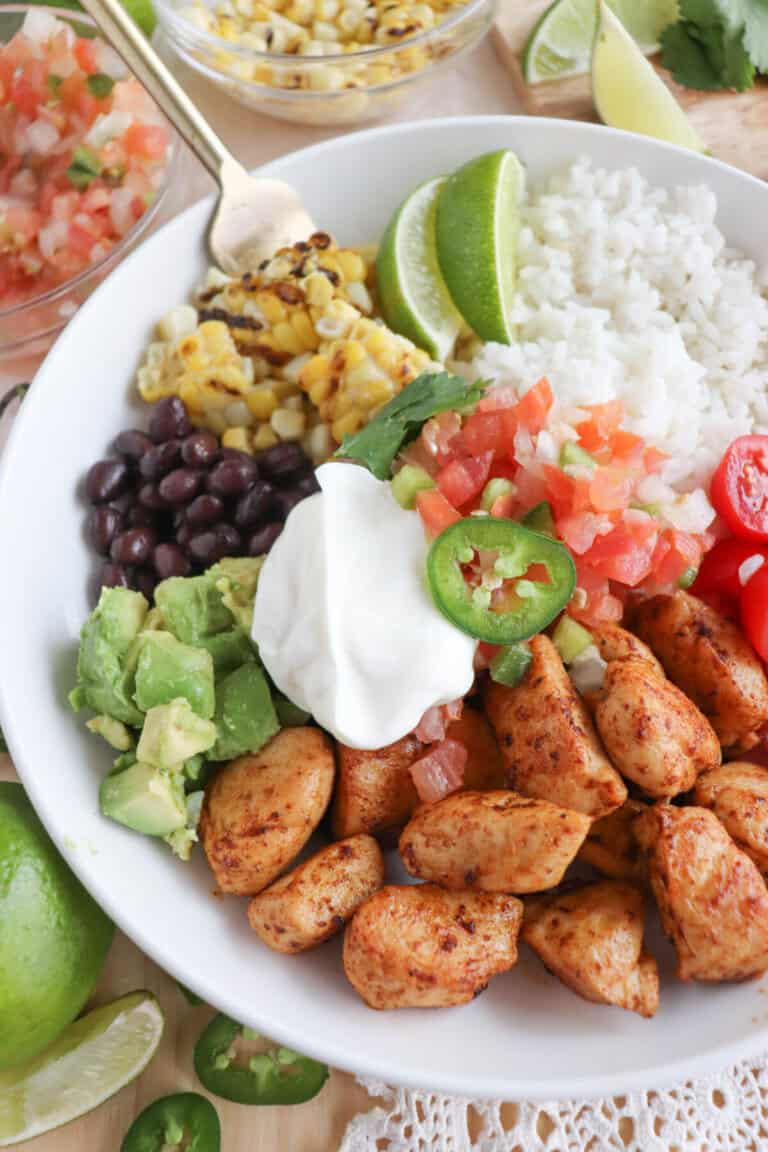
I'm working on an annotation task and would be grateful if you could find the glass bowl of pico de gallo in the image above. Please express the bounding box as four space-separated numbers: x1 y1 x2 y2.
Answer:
0 5 180 361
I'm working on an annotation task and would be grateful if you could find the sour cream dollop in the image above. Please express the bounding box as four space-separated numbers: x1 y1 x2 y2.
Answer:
252 461 476 749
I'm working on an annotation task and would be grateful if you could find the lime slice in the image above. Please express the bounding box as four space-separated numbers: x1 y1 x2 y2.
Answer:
376 178 463 362
592 1 706 152
119 0 157 37
522 0 678 84
0 992 163 1146
435 150 525 346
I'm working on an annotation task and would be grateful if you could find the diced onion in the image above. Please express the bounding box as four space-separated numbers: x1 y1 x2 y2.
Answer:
569 645 608 694
739 554 766 587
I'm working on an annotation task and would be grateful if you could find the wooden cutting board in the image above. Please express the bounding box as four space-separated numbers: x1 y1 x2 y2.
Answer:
493 0 768 180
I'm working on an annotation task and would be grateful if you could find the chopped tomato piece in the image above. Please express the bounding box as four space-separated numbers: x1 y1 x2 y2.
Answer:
437 452 493 508
651 529 702 586
122 123 168 160
643 447 667 474
544 466 592 520
742 565 768 661
462 411 506 456
608 429 644 461
558 511 614 555
710 435 768 542
409 739 467 804
693 538 768 600
576 400 624 452
416 489 461 538
421 410 463 466
589 467 634 512
583 519 658 586
74 37 100 74
513 378 553 435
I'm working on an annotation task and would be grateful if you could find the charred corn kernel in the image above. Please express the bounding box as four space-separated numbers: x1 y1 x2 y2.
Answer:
245 386 278 420
256 290 288 325
253 423 279 450
332 408 364 442
271 408 306 439
304 272 334 308
283 352 313 384
290 310 319 351
301 353 331 388
282 393 305 411
222 426 252 452
272 320 305 356
304 422 335 463
157 304 198 342
272 376 302 400
336 250 366 283
307 376 333 406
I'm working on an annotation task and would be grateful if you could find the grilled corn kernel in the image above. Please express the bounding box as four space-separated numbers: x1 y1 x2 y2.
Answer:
253 423 279 450
282 393 305 411
304 422 335 463
244 386 278 420
157 304 198 342
222 426 253 452
332 408 365 442
271 408 307 439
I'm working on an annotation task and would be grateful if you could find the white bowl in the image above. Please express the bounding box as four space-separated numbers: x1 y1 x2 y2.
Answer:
2 117 768 1102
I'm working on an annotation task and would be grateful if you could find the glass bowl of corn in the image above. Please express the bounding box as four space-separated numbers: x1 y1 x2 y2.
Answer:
155 0 494 126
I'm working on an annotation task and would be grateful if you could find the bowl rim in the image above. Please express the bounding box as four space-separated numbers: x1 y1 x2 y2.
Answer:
5 115 768 1102
155 0 492 68
0 4 181 333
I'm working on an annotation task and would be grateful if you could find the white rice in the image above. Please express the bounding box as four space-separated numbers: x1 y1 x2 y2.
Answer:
467 157 768 493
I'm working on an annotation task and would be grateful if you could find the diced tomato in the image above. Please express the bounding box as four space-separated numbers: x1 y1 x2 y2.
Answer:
710 435 768 542
569 562 624 626
608 429 644 462
122 123 168 161
643 446 667 474
544 465 592 520
11 58 47 117
74 37 100 75
558 511 614 555
513 378 553 435
477 383 519 413
589 466 634 512
487 459 518 483
421 410 463 466
742 565 768 661
650 529 702 587
416 489 461 538
582 518 658 586
437 452 493 508
692 538 768 600
576 400 624 452
462 410 506 457
474 641 499 670
409 738 468 804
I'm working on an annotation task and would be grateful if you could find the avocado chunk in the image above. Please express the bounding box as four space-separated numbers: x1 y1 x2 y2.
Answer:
209 557 264 633
275 695 312 727
199 628 256 679
72 587 148 726
137 699 217 771
165 791 205 861
134 632 215 720
86 714 134 751
100 761 186 836
210 663 279 761
155 574 233 645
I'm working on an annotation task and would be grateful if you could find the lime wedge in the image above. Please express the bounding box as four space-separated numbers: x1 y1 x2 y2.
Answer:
0 992 163 1146
592 1 706 152
119 0 157 36
522 0 678 84
376 178 463 362
435 150 525 346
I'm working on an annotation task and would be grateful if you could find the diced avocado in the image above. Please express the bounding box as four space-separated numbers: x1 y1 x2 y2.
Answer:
559 441 596 472
100 761 186 836
391 465 435 510
134 632 215 720
552 615 593 665
73 587 148 726
137 699 217 771
155 574 232 645
209 557 264 634
275 695 312 727
490 642 532 687
164 791 204 860
86 714 134 751
522 500 556 538
480 477 514 512
198 628 256 679
141 606 166 632
210 663 279 762
112 750 137 773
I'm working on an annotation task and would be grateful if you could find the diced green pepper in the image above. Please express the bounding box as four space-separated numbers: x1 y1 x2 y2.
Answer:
552 615 593 664
120 1092 220 1151
391 464 435 509
521 500 556 537
193 1014 328 1106
678 566 698 589
480 477 514 512
490 642 532 686
86 72 115 99
559 441 596 472
66 145 101 189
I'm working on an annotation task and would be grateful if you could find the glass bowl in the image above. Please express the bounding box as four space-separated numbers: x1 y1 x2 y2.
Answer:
156 0 495 126
0 6 181 367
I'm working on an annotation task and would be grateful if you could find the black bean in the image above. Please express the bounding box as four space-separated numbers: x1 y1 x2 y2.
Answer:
207 457 258 498
257 442 308 481
234 481 277 530
181 431 219 469
154 543 190 580
111 527 157 567
176 521 194 552
88 506 123 555
248 522 283 556
159 467 204 505
114 429 153 460
127 504 157 528
139 440 182 480
215 522 242 556
134 568 158 600
148 396 191 443
188 523 242 566
85 459 130 504
138 482 167 511
221 447 256 463
101 562 129 588
186 493 225 529
295 471 320 497
273 488 306 519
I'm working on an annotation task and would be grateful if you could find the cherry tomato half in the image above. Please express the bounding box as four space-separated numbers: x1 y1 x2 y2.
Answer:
741 564 768 662
692 538 768 601
710 436 768 541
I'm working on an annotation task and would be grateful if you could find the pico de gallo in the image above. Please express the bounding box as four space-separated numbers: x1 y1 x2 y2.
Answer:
0 10 170 309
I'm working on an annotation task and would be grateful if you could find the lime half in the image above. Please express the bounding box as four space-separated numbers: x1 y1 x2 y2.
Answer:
120 0 157 38
522 0 678 84
435 149 525 346
592 1 706 152
0 992 163 1146
376 178 463 362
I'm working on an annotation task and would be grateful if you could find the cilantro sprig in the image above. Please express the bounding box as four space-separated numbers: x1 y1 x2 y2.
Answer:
661 0 766 90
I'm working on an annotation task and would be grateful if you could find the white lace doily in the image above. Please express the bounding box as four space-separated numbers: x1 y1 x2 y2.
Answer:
340 1056 768 1151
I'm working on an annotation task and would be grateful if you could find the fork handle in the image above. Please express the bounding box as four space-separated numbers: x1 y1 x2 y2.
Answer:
78 0 245 187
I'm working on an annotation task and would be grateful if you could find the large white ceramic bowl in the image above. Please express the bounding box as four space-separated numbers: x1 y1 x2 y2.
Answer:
2 117 768 1102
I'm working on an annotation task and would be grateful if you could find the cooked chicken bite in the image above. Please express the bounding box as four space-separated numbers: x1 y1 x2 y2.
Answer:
632 591 768 752
595 658 721 799
200 727 335 895
522 881 659 1017
591 623 663 676
484 634 627 819
332 708 505 839
635 803 768 982
695 762 768 874
399 790 590 893
578 798 648 882
343 884 521 1009
247 834 384 954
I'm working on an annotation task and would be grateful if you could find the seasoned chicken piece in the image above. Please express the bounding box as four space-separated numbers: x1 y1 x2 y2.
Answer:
632 591 768 752
247 834 384 954
332 708 505 839
635 803 768 982
695 762 768 874
590 623 663 676
399 790 590 893
485 634 627 820
595 658 721 799
578 799 648 882
343 884 522 1009
522 881 659 1017
200 728 335 895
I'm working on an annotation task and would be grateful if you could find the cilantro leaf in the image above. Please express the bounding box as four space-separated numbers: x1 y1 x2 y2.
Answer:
334 371 487 480
661 22 725 87
662 0 755 89
681 0 723 24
